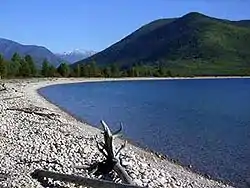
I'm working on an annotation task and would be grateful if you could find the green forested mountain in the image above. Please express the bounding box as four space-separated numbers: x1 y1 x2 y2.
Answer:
73 12 250 76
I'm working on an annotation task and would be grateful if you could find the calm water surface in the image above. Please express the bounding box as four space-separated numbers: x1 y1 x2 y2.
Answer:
39 79 250 187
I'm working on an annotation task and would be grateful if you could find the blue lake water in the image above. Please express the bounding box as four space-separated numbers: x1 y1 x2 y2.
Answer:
39 79 250 187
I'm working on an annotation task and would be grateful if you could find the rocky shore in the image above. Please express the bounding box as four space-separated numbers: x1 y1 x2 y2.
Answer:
0 78 233 188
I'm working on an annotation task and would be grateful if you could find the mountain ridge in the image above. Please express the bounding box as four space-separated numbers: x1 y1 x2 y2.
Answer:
73 12 250 76
0 38 62 67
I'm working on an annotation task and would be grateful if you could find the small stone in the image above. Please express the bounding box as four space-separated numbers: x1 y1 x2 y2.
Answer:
121 160 132 167
139 162 148 168
153 168 160 176
175 181 181 186
83 146 91 154
129 173 137 179
148 181 155 187
141 178 150 183
153 157 157 163
157 177 167 185
134 179 143 187
171 176 177 181
169 183 178 188
139 168 146 174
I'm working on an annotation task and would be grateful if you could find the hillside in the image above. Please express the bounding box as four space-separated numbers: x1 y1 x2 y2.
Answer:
74 12 250 76
0 38 62 67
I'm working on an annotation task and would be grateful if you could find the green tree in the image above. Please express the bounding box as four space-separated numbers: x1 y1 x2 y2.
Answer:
9 53 21 77
24 55 37 76
7 61 20 77
80 65 86 77
103 66 112 77
57 62 70 77
74 64 81 77
143 66 153 77
127 66 139 77
48 65 57 77
0 54 7 78
41 59 50 77
80 64 91 77
127 68 133 77
11 52 21 63
133 66 140 77
89 61 101 77
19 58 31 77
166 70 172 77
111 64 120 77
89 61 97 77
158 63 166 76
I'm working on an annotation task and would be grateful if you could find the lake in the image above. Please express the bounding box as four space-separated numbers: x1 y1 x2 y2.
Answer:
39 78 250 187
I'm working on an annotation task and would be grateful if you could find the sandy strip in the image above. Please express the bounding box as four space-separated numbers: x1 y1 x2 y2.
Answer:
0 77 239 187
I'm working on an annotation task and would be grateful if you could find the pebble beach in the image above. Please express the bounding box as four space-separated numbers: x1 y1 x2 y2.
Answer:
0 78 234 188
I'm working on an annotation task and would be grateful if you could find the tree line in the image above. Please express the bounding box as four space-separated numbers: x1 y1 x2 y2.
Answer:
0 53 40 78
0 53 173 79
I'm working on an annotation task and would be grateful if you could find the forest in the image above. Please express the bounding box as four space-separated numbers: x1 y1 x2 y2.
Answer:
0 53 173 79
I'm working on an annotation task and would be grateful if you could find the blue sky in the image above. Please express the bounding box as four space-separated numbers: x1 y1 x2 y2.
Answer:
1 0 250 52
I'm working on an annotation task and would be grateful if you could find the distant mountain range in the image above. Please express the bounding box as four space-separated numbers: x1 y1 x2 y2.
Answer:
0 38 95 67
55 49 96 64
74 12 250 76
0 38 62 67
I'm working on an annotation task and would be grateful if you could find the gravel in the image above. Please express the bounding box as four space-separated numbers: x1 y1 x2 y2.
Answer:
0 78 234 188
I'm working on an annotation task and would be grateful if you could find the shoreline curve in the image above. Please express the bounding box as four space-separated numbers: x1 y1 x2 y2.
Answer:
0 77 240 187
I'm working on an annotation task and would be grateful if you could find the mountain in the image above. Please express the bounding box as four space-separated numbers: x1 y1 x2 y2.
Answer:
74 12 250 76
0 38 62 67
55 49 96 64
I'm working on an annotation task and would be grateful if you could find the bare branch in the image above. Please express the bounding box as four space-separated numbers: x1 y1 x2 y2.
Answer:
94 120 135 185
113 122 123 138
100 120 115 158
100 120 112 137
116 141 127 157
113 163 134 185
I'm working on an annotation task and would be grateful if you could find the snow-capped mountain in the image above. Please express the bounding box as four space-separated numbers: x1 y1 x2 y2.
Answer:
56 49 96 64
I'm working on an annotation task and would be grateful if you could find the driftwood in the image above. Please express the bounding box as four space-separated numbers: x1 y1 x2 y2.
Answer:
31 169 144 188
6 107 60 121
92 120 134 184
30 120 142 187
2 95 24 101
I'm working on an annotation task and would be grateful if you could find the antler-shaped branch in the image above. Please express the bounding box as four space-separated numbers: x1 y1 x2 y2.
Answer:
100 120 112 136
95 120 134 185
100 120 115 159
99 120 125 159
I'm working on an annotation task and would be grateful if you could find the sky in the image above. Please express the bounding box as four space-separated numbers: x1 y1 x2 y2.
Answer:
1 0 250 53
